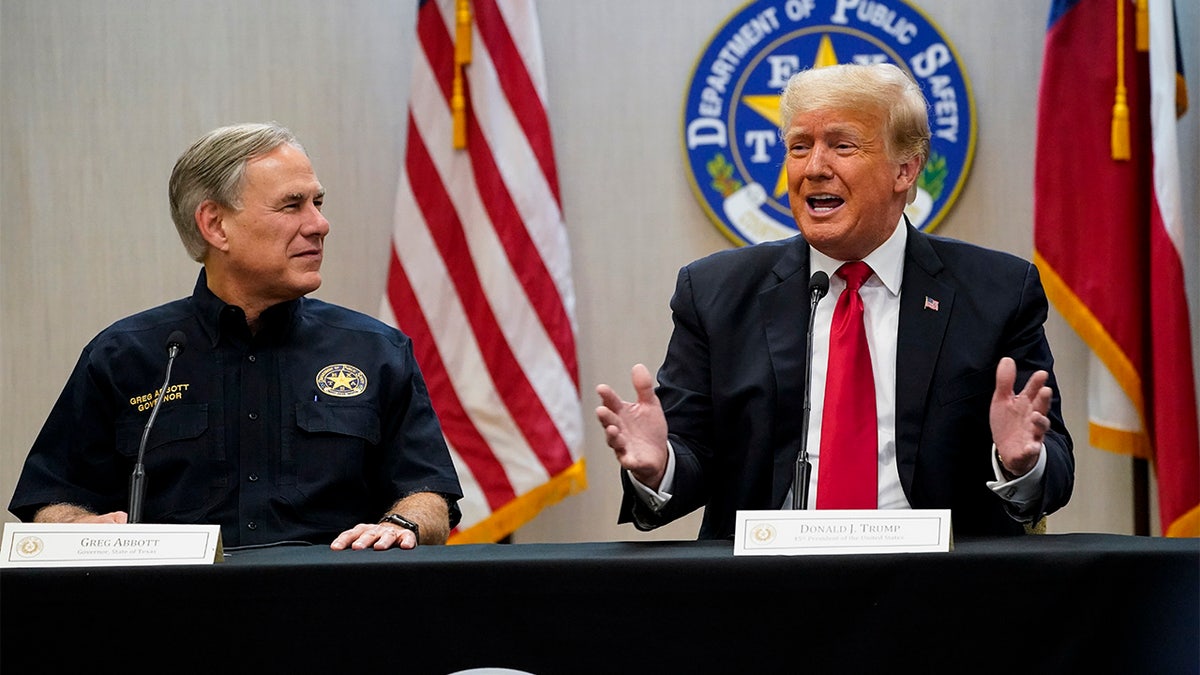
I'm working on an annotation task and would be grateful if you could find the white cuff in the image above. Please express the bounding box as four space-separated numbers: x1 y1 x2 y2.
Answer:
986 442 1047 511
628 442 676 512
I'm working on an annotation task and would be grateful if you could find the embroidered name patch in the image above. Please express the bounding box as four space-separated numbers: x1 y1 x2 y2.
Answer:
128 384 190 412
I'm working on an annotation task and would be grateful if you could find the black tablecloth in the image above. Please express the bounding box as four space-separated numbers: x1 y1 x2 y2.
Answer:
3 533 1197 674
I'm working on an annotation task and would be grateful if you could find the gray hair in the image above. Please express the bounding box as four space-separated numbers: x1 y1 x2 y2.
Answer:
778 63 931 167
168 122 302 261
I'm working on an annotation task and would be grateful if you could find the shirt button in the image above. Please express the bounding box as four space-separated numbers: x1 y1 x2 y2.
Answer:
247 521 257 530
248 474 259 482
248 412 259 421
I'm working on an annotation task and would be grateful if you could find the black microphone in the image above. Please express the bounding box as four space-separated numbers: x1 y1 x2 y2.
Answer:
128 330 187 524
792 271 829 509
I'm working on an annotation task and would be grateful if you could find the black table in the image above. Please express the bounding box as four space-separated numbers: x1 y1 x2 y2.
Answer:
3 533 1197 674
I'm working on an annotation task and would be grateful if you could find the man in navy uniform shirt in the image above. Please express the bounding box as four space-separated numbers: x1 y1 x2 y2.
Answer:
9 122 463 550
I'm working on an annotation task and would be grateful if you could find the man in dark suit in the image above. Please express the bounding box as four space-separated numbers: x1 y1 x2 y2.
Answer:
595 63 1073 538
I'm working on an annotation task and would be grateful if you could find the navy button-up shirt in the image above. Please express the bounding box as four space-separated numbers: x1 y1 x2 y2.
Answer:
10 271 462 547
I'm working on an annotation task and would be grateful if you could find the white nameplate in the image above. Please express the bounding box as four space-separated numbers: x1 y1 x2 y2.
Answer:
0 523 223 568
734 509 952 556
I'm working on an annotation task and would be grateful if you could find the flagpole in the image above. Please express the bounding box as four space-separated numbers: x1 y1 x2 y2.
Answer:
1133 458 1149 535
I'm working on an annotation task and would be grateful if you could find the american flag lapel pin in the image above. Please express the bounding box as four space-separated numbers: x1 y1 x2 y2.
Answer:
924 296 939 311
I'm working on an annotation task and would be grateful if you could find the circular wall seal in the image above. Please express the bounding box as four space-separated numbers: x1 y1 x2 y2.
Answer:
682 0 976 246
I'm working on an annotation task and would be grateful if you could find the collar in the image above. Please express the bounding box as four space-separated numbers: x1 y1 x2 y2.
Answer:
807 215 907 296
190 268 301 347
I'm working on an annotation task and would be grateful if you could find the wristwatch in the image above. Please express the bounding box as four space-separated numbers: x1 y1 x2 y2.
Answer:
379 513 420 540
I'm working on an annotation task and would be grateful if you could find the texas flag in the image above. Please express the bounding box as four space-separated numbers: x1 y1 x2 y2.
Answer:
1034 0 1198 536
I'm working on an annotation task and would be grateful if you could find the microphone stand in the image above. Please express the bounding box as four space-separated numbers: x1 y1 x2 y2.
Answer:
128 332 186 523
792 272 828 509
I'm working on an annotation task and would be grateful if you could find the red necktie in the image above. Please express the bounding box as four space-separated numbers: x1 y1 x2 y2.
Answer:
816 261 878 509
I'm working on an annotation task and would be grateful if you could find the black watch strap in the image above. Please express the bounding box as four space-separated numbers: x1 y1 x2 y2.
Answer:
379 513 420 540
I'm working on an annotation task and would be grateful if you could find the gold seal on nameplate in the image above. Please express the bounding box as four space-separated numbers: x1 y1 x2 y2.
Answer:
751 523 776 545
15 535 44 558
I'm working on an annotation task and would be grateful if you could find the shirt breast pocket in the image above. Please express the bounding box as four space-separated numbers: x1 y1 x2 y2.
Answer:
114 403 220 522
116 403 210 458
287 401 381 490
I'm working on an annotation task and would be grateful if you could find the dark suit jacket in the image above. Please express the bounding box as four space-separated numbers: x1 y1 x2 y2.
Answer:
620 225 1074 538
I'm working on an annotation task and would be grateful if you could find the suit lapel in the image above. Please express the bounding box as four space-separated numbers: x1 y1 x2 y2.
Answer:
895 226 953 494
759 238 813 506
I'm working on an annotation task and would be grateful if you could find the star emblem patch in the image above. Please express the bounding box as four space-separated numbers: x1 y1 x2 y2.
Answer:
315 363 368 398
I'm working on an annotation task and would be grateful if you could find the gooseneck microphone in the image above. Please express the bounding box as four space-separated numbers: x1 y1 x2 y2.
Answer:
792 271 829 510
128 330 187 524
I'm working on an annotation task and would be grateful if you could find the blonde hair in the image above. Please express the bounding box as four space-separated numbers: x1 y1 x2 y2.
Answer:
778 63 930 167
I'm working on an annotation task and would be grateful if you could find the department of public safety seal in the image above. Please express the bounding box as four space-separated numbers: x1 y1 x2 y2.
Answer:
682 0 976 246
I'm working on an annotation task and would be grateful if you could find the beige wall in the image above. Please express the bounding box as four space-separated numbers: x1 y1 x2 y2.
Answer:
3 0 1198 541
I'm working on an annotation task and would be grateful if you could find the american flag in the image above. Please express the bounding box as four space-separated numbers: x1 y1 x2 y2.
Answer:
381 0 586 543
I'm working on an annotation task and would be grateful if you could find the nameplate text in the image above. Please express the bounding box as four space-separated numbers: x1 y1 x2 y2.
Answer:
733 509 952 556
0 523 223 567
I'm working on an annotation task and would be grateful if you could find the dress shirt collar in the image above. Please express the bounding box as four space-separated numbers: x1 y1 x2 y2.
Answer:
807 216 907 296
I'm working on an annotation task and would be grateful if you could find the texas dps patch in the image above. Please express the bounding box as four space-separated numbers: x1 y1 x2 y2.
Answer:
316 364 368 398
682 0 976 246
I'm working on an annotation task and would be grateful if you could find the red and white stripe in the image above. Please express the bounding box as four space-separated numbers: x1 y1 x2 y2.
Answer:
382 0 586 543
1034 0 1198 536
1146 0 1198 537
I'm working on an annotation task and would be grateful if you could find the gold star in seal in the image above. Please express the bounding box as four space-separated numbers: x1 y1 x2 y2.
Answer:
329 370 357 391
739 34 841 199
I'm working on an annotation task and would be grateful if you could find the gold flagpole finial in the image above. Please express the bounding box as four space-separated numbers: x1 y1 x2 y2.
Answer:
452 0 473 150
455 0 473 65
1111 0 1131 160
1135 0 1149 52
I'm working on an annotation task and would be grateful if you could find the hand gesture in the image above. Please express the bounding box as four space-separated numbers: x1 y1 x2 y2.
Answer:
595 364 669 490
990 356 1053 477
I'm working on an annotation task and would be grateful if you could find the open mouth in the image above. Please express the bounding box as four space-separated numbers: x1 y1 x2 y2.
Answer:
807 194 845 212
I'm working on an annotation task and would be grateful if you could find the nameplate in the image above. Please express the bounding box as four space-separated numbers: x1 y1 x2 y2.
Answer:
733 509 952 556
0 523 223 568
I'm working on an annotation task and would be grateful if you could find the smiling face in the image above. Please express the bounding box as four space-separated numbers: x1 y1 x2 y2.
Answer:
199 143 329 315
784 104 921 261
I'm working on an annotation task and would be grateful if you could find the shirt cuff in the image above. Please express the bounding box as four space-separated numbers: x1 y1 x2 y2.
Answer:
627 442 676 512
986 442 1047 513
